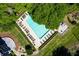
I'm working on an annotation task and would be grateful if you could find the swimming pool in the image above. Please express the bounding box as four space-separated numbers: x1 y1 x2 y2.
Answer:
26 15 49 39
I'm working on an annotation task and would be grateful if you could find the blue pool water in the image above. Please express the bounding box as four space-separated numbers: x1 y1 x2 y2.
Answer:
26 15 49 39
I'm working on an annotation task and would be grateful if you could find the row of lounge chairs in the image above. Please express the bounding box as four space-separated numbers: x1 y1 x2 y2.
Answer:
17 13 36 46
27 34 36 45
19 21 36 45
40 30 54 44
27 34 35 41
21 25 35 42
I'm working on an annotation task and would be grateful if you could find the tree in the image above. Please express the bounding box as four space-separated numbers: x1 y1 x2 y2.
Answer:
74 50 79 56
25 45 33 55
9 51 16 56
31 4 69 29
52 46 71 56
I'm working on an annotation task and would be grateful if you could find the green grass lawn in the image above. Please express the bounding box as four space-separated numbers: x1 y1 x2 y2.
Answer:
10 26 30 47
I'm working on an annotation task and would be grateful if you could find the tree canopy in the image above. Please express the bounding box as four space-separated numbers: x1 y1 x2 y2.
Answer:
0 4 79 30
30 4 79 29
52 46 71 56
25 45 33 55
74 50 79 56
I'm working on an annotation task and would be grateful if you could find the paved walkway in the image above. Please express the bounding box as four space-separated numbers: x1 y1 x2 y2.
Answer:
13 46 27 56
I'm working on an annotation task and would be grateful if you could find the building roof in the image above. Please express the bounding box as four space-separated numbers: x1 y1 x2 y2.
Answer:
2 37 16 50
0 37 10 56
58 22 68 34
0 37 16 56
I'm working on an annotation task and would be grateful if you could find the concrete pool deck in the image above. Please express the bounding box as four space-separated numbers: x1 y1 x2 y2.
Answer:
16 12 55 49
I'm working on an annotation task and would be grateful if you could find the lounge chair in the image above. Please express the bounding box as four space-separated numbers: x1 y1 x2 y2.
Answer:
21 18 23 21
25 28 29 33
40 41 43 44
44 37 47 40
23 26 26 29
43 40 45 42
22 14 26 19
27 34 35 41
